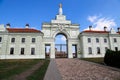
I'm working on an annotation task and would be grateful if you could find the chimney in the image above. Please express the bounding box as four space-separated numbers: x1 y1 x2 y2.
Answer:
6 23 10 28
117 27 120 32
89 26 92 30
25 24 29 28
104 26 107 31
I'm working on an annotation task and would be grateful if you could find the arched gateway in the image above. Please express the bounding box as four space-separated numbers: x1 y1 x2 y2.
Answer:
55 33 68 58
42 4 80 58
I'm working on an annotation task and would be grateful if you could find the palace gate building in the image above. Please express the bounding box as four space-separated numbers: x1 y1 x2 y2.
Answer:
0 4 120 59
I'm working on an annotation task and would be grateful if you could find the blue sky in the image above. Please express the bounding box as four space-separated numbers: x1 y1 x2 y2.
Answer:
0 0 120 31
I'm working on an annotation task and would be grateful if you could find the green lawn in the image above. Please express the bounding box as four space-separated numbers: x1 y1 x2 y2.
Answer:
27 59 50 80
81 57 104 64
0 59 49 80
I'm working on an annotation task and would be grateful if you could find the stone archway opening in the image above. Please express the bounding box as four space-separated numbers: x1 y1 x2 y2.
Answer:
55 33 68 58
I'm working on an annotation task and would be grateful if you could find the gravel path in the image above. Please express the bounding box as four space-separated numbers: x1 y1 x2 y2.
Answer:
56 59 120 80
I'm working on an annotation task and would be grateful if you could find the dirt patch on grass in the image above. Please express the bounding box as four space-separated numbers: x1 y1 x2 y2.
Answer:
8 60 44 80
0 59 44 80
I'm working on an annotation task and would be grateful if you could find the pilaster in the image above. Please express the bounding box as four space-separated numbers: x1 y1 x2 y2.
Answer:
50 43 55 58
68 39 73 58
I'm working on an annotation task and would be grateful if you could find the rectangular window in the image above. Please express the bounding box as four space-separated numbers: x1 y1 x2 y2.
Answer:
32 38 35 43
0 37 2 42
105 47 108 52
96 38 99 43
21 38 25 43
31 48 35 55
115 47 118 51
97 47 100 54
21 48 24 55
88 47 92 54
88 38 91 43
114 38 117 42
10 48 14 55
11 38 15 43
104 38 107 43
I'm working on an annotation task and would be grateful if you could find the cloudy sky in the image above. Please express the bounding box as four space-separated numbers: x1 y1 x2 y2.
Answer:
0 0 120 31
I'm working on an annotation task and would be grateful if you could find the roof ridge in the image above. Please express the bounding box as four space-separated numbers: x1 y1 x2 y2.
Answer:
6 28 42 33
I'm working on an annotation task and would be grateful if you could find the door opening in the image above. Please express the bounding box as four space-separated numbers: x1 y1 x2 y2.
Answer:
55 34 68 58
72 44 77 58
45 44 50 58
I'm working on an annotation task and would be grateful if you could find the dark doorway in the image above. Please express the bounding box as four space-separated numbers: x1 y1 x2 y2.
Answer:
72 44 77 58
45 44 50 58
55 34 68 58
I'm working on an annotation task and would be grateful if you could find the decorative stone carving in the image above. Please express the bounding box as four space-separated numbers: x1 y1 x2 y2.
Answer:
58 24 65 31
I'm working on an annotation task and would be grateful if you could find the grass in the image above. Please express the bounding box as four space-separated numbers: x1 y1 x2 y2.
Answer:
27 59 50 80
0 59 42 80
81 57 104 64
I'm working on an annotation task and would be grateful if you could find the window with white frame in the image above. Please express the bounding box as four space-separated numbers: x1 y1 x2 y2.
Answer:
88 47 92 54
96 38 99 43
21 38 25 43
88 38 91 43
11 38 15 43
97 47 100 54
31 48 35 55
10 48 14 55
104 38 107 43
113 38 117 43
21 48 24 55
32 38 35 43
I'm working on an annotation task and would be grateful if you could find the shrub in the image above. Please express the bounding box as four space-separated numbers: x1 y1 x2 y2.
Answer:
104 49 120 68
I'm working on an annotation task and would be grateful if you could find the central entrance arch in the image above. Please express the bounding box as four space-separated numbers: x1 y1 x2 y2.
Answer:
42 3 80 58
55 33 68 58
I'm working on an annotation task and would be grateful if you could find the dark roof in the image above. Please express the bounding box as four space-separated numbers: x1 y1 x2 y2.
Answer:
82 30 109 33
6 28 43 33
117 32 120 34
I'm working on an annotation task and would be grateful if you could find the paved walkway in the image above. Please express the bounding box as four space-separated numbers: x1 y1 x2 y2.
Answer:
56 59 120 80
44 59 120 80
44 59 62 80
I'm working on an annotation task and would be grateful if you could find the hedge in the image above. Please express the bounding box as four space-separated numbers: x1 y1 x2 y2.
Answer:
104 49 120 68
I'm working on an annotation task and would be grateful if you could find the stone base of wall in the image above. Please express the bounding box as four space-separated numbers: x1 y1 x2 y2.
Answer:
0 55 45 59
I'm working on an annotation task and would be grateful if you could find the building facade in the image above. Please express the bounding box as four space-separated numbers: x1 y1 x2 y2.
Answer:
80 28 120 58
0 4 120 59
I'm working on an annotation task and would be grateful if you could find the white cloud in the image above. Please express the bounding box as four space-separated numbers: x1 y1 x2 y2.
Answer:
85 15 116 31
61 36 66 41
88 15 97 23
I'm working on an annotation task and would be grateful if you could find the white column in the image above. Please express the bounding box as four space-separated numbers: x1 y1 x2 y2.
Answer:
68 40 73 58
77 44 80 58
50 43 55 58
42 43 45 58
